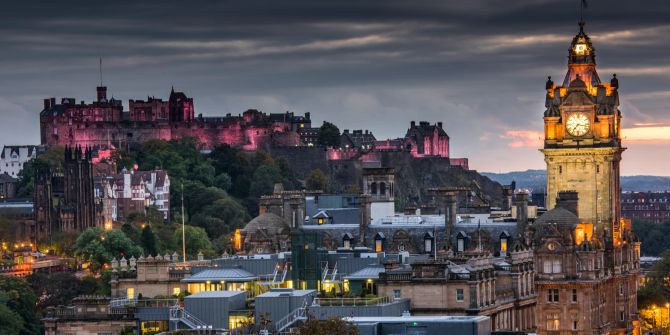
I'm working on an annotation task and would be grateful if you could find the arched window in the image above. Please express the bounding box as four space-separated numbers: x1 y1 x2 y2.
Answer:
370 182 377 195
379 182 386 196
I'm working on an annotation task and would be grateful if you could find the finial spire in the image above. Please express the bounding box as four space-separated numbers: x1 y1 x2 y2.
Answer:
579 0 588 29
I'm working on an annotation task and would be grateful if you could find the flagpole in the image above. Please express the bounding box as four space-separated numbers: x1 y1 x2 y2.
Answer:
181 183 186 262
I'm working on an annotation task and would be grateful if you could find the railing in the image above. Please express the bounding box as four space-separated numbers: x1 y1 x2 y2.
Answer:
313 296 391 307
169 305 210 330
110 297 137 308
274 306 307 333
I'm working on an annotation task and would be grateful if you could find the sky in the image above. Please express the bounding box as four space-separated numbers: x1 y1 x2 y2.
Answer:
1 0 669 176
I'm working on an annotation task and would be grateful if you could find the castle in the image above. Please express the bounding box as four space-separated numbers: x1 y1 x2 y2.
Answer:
39 87 461 166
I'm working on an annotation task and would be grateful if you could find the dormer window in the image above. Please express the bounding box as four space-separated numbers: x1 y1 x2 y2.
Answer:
374 232 385 253
343 233 353 249
499 231 510 256
424 232 434 254
456 231 467 253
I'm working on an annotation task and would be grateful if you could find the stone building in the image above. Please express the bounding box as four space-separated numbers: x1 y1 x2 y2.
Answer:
34 146 98 242
378 249 536 333
621 191 670 224
97 168 170 222
535 21 640 335
0 145 39 178
42 296 136 335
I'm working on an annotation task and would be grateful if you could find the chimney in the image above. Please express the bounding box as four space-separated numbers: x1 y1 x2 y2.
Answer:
437 122 443 129
358 194 371 247
556 191 579 216
44 99 51 110
410 121 416 128
96 86 107 102
305 112 311 120
444 192 457 250
50 97 56 107
514 192 529 241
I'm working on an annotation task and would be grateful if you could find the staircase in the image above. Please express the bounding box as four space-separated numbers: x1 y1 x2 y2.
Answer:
274 300 309 333
169 305 210 330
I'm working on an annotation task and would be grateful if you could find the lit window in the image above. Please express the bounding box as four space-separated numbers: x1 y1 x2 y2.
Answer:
500 238 507 252
375 239 383 253
317 218 324 225
127 287 135 300
547 312 560 330
173 287 181 296
456 289 464 302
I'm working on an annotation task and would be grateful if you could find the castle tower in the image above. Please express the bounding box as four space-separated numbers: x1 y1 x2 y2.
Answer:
541 21 623 241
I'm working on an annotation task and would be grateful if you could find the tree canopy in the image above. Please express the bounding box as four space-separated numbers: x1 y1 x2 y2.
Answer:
74 227 143 273
318 121 341 147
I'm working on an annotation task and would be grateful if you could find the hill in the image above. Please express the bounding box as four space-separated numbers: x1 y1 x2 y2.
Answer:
482 169 670 192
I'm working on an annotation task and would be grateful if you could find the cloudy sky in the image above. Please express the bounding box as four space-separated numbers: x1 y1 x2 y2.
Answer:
1 0 669 175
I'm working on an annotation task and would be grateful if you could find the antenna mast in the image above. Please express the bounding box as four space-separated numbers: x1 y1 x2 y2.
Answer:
99 57 103 86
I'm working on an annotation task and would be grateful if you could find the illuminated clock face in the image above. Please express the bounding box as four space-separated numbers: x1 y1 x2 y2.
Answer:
574 43 587 55
566 113 590 137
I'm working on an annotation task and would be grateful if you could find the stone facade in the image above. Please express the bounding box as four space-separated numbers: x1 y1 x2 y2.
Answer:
537 21 640 335
34 146 98 242
40 87 310 151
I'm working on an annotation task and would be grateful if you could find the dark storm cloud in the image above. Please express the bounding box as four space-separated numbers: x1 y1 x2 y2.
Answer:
1 0 669 174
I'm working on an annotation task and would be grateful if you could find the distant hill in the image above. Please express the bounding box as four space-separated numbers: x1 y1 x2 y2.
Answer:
482 169 670 193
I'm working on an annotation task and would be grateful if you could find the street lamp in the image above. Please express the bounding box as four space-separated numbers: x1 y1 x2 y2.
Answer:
666 303 669 335
653 305 658 333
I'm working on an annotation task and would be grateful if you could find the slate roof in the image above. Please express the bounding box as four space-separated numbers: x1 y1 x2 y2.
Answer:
182 268 258 282
344 266 385 280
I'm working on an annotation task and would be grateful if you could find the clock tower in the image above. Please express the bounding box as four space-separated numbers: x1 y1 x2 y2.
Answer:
541 21 624 242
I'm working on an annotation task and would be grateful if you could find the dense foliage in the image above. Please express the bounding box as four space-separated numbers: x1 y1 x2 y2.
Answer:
318 121 341 147
0 276 41 335
297 316 359 335
633 219 670 256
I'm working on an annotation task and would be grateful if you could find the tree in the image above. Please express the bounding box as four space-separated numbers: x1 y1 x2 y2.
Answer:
15 145 65 197
0 276 40 335
0 300 23 335
214 173 232 191
249 165 282 198
27 272 97 311
297 317 359 335
141 225 158 256
190 197 251 237
318 121 341 147
306 169 329 191
74 228 142 273
174 225 216 259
